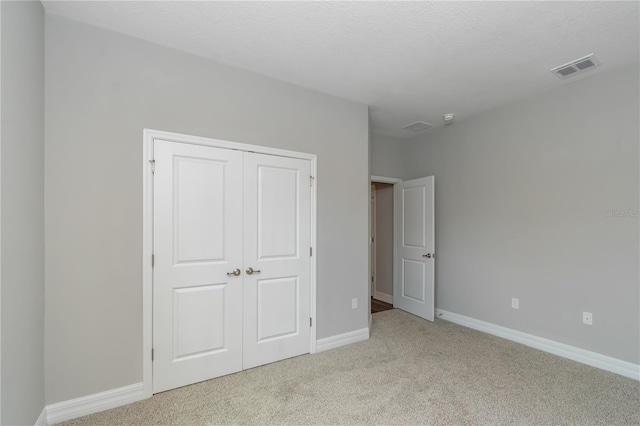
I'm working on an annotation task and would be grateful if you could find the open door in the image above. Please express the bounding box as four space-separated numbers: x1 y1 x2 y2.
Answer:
393 176 435 321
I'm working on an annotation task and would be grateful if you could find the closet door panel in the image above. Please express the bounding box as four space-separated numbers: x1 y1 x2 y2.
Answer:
153 140 243 393
242 152 311 369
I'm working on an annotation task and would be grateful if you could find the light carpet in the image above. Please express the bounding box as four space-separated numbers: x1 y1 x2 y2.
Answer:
61 309 639 425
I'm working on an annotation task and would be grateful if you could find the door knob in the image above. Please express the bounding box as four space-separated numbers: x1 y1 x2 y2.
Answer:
423 253 432 258
246 267 261 275
227 268 241 276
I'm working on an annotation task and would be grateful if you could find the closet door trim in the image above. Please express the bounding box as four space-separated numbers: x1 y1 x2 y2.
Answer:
142 129 318 399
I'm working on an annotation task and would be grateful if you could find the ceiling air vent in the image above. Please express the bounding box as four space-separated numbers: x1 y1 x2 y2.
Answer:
402 121 433 133
551 54 600 79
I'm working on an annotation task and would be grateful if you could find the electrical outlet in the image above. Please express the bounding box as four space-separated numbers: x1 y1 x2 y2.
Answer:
511 298 519 309
583 312 593 325
351 298 358 309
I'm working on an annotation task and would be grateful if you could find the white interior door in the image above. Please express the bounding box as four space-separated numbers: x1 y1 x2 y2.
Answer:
153 140 313 392
242 153 311 369
393 176 435 321
153 140 243 393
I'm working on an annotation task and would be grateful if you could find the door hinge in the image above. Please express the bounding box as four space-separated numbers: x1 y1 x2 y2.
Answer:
310 317 312 327
152 254 154 267
149 159 155 173
310 176 315 186
310 247 312 257
151 348 154 361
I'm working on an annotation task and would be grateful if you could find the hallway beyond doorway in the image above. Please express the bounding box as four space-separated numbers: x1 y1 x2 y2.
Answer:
371 298 393 314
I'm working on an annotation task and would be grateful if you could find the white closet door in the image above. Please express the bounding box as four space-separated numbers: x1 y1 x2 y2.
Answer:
242 153 311 369
153 140 243 393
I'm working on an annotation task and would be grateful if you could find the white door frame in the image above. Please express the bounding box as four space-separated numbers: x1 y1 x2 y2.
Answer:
370 184 376 298
369 176 401 308
371 176 402 185
143 129 318 398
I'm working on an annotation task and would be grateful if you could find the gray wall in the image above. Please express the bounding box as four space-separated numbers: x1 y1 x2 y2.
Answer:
1 1 45 424
374 183 393 297
45 15 369 404
371 132 405 179
389 65 639 364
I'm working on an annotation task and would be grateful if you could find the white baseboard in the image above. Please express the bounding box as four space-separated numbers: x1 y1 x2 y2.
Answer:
316 327 369 353
435 308 640 381
46 382 146 425
35 407 48 426
373 291 393 305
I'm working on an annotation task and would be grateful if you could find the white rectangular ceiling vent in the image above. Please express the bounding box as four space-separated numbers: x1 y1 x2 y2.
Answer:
402 121 433 133
551 54 600 79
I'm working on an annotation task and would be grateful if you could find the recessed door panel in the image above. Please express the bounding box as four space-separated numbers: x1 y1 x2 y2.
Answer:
174 157 226 264
257 166 298 259
402 259 425 302
173 284 226 360
403 186 426 248
257 277 299 342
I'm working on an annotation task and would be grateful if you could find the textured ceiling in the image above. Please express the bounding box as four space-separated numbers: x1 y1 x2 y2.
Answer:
42 1 639 138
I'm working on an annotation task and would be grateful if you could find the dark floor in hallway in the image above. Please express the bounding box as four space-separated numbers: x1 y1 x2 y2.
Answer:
371 298 393 314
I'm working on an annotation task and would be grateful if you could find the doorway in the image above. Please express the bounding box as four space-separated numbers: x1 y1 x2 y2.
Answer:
369 175 435 321
370 180 395 314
